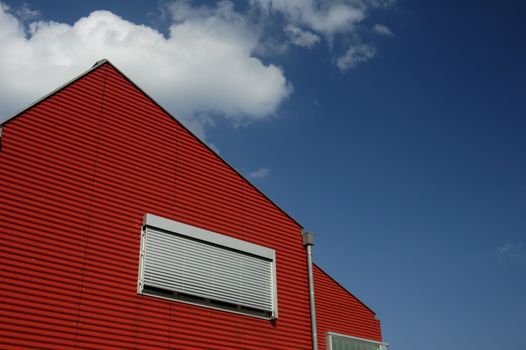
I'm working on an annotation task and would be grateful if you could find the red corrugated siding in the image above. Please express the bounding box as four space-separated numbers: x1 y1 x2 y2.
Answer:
0 62 313 349
314 265 382 349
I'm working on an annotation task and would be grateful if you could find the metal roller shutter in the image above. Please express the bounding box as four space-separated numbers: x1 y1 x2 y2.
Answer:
328 333 388 350
138 214 277 318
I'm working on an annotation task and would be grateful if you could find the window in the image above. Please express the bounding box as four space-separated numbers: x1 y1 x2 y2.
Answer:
328 333 388 350
137 214 278 319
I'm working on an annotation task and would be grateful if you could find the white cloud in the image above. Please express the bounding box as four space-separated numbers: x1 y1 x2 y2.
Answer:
336 43 376 70
14 2 40 21
251 0 391 70
365 0 396 8
252 0 365 37
497 243 523 260
373 23 393 36
0 1 292 139
248 167 271 179
367 0 396 8
284 25 319 48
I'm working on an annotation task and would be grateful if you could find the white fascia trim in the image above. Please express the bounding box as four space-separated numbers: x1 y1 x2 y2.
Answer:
327 332 389 348
144 213 275 261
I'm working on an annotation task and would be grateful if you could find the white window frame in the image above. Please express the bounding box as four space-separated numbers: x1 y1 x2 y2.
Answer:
137 214 278 319
327 332 389 350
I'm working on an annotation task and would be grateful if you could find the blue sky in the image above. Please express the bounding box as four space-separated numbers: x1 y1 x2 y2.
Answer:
1 1 525 349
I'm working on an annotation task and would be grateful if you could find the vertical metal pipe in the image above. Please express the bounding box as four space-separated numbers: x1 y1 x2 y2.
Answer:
303 231 318 350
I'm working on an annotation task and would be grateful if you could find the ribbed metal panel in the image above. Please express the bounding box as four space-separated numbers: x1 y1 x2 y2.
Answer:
142 227 274 312
314 265 382 349
0 62 317 349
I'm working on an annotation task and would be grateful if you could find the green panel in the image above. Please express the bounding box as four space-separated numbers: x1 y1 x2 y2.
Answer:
331 336 379 350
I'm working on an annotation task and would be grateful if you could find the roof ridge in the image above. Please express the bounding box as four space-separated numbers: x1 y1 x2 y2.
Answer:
92 58 110 67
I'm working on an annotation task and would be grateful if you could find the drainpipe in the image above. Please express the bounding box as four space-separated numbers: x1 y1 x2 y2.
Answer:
303 231 318 350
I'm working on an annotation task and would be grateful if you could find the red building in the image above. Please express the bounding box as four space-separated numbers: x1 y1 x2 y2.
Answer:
0 60 386 350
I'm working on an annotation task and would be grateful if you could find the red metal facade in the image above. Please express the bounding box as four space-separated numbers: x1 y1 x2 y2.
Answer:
0 61 382 349
314 264 382 349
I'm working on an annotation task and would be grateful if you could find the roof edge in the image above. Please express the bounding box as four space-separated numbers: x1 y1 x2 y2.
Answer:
313 262 377 316
0 60 109 128
102 60 304 229
0 59 304 229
